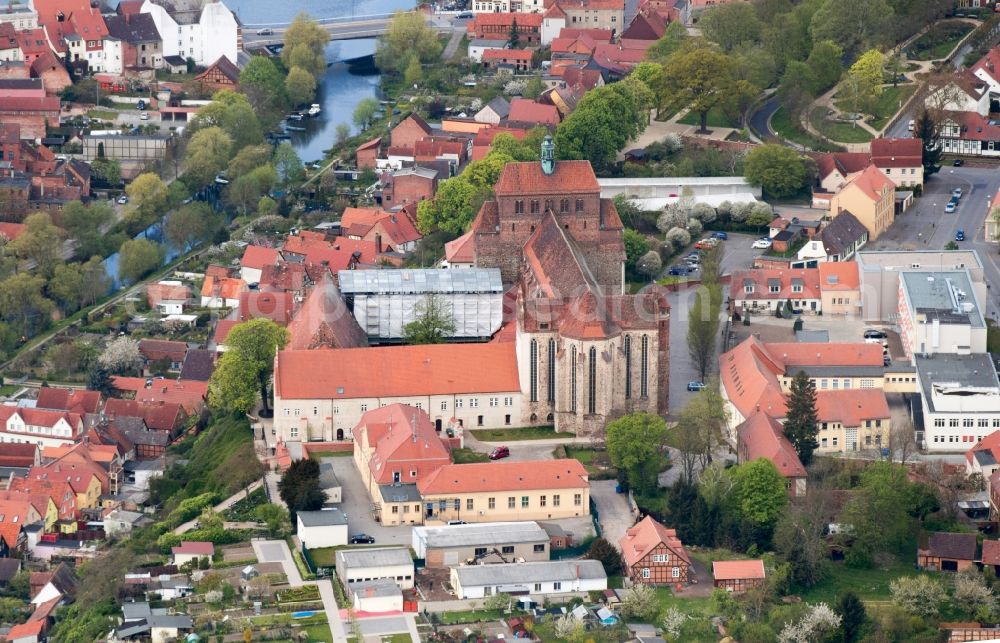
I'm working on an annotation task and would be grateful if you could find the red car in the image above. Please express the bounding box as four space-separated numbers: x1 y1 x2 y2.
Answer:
489 446 510 460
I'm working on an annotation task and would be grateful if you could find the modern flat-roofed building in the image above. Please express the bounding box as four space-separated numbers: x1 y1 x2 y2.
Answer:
412 521 551 567
449 559 607 598
334 547 414 590
898 271 987 357
296 509 348 549
916 353 1000 451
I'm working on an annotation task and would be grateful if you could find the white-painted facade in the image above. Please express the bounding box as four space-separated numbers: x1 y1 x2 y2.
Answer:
140 0 238 66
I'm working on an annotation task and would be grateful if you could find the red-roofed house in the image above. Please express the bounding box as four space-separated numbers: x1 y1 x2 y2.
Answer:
619 516 691 585
983 539 1000 575
736 411 807 497
468 13 543 44
817 261 862 315
918 532 977 572
443 230 476 268
239 291 295 324
0 222 25 242
830 165 896 240
7 618 44 642
381 166 441 209
0 95 59 140
33 0 109 68
0 499 40 556
35 388 100 416
730 268 822 313
213 319 239 351
146 281 191 315
968 431 1000 479
240 245 280 284
870 138 923 189
103 397 186 434
138 339 188 373
0 407 82 449
390 113 433 151
200 275 247 308
353 404 453 524
341 207 422 253
939 110 1000 159
507 99 561 128
482 48 534 71
356 136 381 169
713 559 766 593
110 377 207 414
172 541 214 567
416 459 590 523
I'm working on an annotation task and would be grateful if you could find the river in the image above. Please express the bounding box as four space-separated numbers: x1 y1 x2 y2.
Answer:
227 0 415 161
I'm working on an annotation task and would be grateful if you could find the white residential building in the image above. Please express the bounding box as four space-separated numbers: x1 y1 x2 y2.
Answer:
916 354 1000 452
334 547 415 590
140 0 238 66
296 509 348 549
450 560 607 599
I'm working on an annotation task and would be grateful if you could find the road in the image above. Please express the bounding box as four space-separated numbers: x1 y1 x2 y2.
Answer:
869 165 1000 322
748 95 781 142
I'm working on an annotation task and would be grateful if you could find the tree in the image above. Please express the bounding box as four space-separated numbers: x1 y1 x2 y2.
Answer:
777 61 817 114
687 285 721 380
117 238 164 285
403 56 422 87
78 256 111 308
660 44 736 133
889 575 944 617
49 263 86 313
673 379 729 482
914 107 941 176
953 570 997 621
778 603 842 642
849 49 887 95
483 592 514 611
585 538 623 576
886 415 917 464
416 177 480 235
698 3 762 52
836 591 866 643
606 412 668 495
336 123 351 145
621 584 659 620
522 74 545 101
403 294 455 344
783 371 819 465
839 462 922 566
553 615 585 641
227 144 273 180
165 202 219 251
98 336 142 374
555 82 650 171
746 204 774 232
281 13 328 78
774 487 832 587
90 157 121 187
806 40 844 94
208 318 289 415
744 145 810 199
254 503 290 537
809 0 892 58
125 172 168 231
278 458 327 528
636 250 661 280
284 66 317 106
727 458 788 534
62 200 114 259
376 11 442 74
623 228 650 276
194 90 264 150
238 58 288 124
88 364 112 395
645 20 688 64
0 273 53 338
185 126 232 187
8 212 65 279
352 97 379 131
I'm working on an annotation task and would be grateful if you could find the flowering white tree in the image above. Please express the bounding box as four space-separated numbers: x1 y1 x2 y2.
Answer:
687 218 703 237
890 576 945 617
553 614 584 640
661 606 688 639
665 227 692 251
98 336 142 375
777 603 842 643
657 207 687 233
621 584 659 619
692 202 717 223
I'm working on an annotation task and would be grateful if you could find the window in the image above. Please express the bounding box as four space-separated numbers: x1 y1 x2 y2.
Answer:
642 568 650 579
403 505 410 513
553 581 562 590
470 399 479 408
560 198 569 212
514 199 524 214
744 284 755 294
672 567 680 578
792 284 803 293
934 418 945 427
553 494 560 506
769 284 780 293
504 397 513 407
588 346 597 415
502 545 515 554
574 493 582 506
466 499 474 510
640 335 649 398
950 418 960 427
489 397 498 407
477 415 484 426
534 544 546 552
860 379 874 389
508 497 516 509
964 418 974 428
534 583 542 591
575 198 584 211
392 506 398 514
979 419 989 428
290 426 298 438
489 497 496 509
624 336 632 400
570 346 577 412
453 499 460 510
456 399 463 408
521 496 530 508
548 339 556 404
441 401 447 411
820 379 828 389
540 495 547 507
475 547 487 556
530 339 539 402
360 404 368 412
530 199 540 213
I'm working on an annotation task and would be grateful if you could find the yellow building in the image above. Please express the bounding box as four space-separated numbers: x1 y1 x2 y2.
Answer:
829 165 896 241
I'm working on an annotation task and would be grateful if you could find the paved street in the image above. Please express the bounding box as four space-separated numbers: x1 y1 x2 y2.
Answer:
869 165 1000 322
589 480 635 546
323 456 414 545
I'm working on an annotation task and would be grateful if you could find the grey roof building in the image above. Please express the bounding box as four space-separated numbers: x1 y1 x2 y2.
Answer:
297 509 348 527
450 560 607 598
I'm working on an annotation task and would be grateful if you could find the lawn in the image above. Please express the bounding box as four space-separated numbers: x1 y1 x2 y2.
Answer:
561 446 617 478
678 106 740 129
307 450 353 459
302 624 334 642
87 109 118 121
810 107 873 144
833 84 916 131
452 447 490 464
796 560 924 604
437 608 509 624
769 107 842 152
307 546 346 568
469 425 567 441
907 20 973 60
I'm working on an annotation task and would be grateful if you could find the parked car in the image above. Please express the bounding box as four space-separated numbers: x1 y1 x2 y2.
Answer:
945 202 956 213
136 99 145 110
139 112 149 120
458 11 473 18
952 188 963 199
687 381 706 392
256 28 274 35
350 534 375 544
956 229 965 241
711 231 728 240
685 253 700 263
117 195 128 204
863 329 887 342
953 159 964 166
447 520 467 525
489 446 510 460
752 238 772 249
908 119 915 131
668 266 690 276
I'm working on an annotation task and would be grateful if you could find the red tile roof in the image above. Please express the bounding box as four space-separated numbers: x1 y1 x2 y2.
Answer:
972 46 1000 86
110 377 207 414
0 444 37 468
730 268 822 301
356 404 452 486
507 99 560 127
815 389 890 427
6 618 44 639
870 138 921 168
813 152 871 182
276 342 519 399
172 541 214 556
241 245 280 271
558 27 614 41
357 136 381 152
619 515 691 568
817 261 860 290
494 158 599 195
341 207 386 231
201 275 248 300
591 42 648 72
417 459 588 495
238 291 295 324
146 282 191 306
34 0 107 53
35 388 101 415
947 110 1000 142
138 339 188 362
445 231 475 264
968 431 1000 469
285 276 368 351
471 12 543 28
483 48 534 62
213 320 239 346
103 397 184 432
983 539 1000 565
17 29 51 57
736 411 806 479
0 222 25 241
0 95 59 113
843 164 895 201
713 559 765 581
0 407 82 437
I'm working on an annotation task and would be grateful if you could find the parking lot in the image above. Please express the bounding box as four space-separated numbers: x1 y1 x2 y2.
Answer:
321 456 413 546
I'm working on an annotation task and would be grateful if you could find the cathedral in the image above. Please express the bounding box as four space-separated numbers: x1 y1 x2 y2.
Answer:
470 137 670 435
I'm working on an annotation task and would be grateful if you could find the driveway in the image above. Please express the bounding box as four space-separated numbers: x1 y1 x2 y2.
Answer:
323 457 413 545
590 480 636 546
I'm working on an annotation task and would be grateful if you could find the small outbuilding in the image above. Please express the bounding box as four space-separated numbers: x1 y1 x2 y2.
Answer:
335 547 414 590
712 559 766 593
351 578 403 613
297 509 348 550
917 532 978 572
